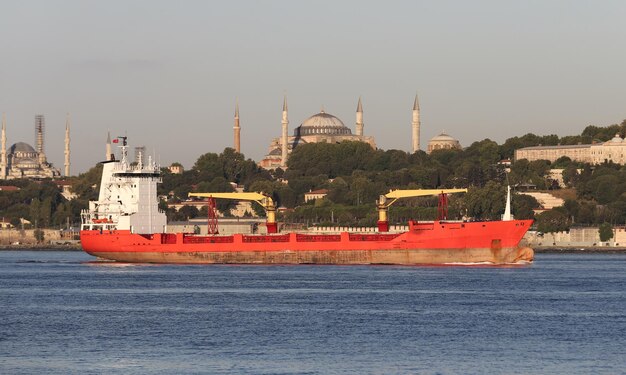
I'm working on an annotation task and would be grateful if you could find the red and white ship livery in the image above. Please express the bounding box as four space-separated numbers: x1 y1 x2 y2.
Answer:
80 139 534 264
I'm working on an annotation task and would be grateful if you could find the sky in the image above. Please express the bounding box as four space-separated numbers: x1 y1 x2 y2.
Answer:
1 0 625 174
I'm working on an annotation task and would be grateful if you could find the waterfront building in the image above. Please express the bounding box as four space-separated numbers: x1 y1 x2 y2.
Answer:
514 133 626 165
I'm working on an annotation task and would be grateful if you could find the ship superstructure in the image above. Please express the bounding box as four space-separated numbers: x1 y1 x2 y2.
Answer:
81 137 166 234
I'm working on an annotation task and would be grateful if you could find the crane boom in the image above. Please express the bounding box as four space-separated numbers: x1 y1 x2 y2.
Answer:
384 188 468 200
189 192 273 206
376 188 468 232
188 192 278 233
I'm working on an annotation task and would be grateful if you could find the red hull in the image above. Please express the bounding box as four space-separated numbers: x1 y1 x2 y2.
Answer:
80 220 534 265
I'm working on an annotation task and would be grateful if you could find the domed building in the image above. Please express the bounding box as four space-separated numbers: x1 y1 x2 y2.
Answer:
295 112 353 137
427 132 462 154
1 115 63 179
292 110 370 148
259 98 376 169
8 142 42 172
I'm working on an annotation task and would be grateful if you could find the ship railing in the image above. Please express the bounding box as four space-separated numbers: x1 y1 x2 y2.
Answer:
348 233 402 241
183 235 235 244
307 226 409 233
308 226 378 233
296 233 341 242
80 209 121 226
242 234 290 243
111 163 161 173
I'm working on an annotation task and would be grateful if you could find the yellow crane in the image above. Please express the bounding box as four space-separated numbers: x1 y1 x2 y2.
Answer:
189 188 468 234
188 192 279 233
376 188 467 231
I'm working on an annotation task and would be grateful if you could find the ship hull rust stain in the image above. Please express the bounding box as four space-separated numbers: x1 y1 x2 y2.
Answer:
88 246 534 265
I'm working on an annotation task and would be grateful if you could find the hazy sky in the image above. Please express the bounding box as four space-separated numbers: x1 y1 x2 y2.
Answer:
1 0 625 174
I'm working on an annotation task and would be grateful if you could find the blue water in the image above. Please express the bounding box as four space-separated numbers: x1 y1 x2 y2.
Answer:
1 252 625 374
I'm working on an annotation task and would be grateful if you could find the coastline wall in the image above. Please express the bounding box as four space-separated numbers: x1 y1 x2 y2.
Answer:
0 229 64 245
524 227 626 247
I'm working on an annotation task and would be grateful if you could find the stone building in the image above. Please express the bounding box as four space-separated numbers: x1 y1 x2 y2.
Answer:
258 97 376 169
1 114 64 179
426 132 462 154
514 133 626 165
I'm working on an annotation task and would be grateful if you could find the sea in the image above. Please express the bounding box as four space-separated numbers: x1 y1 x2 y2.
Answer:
1 251 625 375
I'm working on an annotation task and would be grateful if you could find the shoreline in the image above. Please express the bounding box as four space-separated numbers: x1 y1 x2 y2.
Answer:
0 244 82 251
534 246 626 254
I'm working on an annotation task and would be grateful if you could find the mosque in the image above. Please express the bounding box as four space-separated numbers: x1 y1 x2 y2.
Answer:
0 114 70 179
251 95 459 169
426 132 462 154
258 97 376 169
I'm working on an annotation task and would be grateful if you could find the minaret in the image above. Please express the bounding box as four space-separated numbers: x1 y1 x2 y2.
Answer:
355 97 364 136
35 115 46 164
1 113 6 178
411 94 420 153
106 131 113 161
234 99 241 153
281 95 289 168
64 113 71 177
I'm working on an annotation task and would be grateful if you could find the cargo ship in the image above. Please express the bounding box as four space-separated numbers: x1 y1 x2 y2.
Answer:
80 139 534 264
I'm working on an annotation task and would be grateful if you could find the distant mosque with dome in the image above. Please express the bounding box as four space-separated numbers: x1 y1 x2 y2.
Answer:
252 95 458 169
1 114 70 179
258 97 377 169
427 132 462 154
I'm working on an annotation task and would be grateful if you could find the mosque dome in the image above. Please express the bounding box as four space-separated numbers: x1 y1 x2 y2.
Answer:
609 133 624 143
302 111 346 128
296 111 352 136
427 132 462 154
7 142 40 170
9 142 37 155
430 133 457 142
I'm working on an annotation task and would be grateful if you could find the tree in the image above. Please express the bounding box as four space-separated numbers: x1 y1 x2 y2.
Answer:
40 197 52 227
326 178 350 205
53 202 72 227
562 199 580 222
178 205 199 220
193 152 222 182
552 156 573 169
34 229 45 243
512 194 539 220
70 164 103 200
599 222 614 242
29 198 41 226
462 181 506 220
536 209 570 233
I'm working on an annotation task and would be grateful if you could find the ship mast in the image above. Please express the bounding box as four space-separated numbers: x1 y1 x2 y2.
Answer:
502 185 512 221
